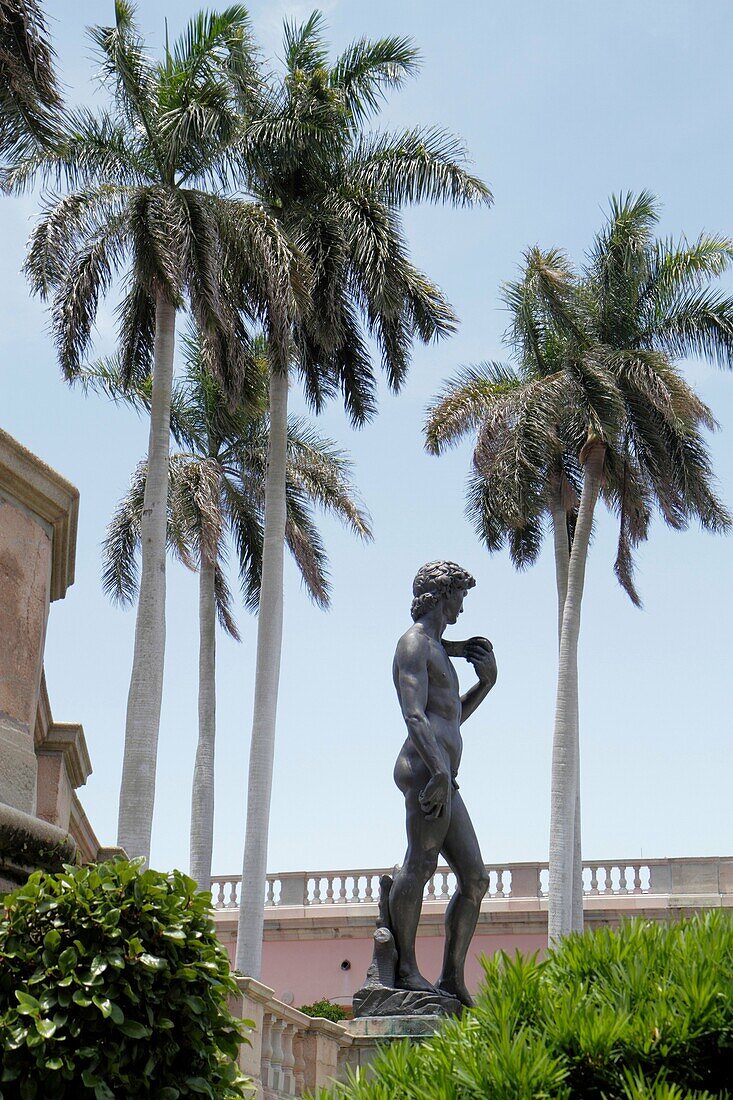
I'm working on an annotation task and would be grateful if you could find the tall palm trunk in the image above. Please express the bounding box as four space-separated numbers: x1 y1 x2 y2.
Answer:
548 441 605 943
189 554 217 891
236 366 289 976
117 294 176 861
551 495 583 935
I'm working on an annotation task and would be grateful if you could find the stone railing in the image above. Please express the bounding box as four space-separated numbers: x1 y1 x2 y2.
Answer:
231 977 351 1099
211 857 733 911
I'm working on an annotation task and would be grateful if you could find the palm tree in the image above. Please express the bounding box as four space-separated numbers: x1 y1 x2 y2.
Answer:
228 13 492 976
10 2 301 862
547 192 733 941
0 0 60 164
426 200 733 942
85 337 371 891
426 249 588 930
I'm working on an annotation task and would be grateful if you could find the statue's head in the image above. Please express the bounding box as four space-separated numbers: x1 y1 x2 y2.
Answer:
410 561 476 622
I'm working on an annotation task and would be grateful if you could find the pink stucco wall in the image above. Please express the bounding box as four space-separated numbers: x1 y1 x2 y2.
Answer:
254 931 547 1007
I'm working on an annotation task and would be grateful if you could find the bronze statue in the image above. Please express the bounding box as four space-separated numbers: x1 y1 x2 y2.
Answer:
353 561 497 1017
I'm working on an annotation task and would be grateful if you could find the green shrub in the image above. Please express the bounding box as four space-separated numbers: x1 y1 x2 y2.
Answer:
321 913 733 1099
0 859 250 1099
298 999 349 1022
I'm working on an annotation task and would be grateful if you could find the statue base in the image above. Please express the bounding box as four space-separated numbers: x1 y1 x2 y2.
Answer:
352 984 462 1019
338 1014 447 1080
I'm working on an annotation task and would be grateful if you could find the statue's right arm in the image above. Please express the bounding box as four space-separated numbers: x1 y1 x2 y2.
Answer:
395 634 449 780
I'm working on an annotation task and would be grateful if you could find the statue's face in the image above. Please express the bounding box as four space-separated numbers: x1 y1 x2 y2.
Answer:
443 586 468 625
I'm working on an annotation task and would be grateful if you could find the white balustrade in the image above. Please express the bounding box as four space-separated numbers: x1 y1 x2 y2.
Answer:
231 977 351 1099
210 857 729 912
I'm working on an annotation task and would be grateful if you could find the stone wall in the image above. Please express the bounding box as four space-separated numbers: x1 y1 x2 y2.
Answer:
0 429 102 889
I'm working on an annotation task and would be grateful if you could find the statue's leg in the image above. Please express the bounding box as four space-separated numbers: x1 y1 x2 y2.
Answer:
389 770 450 993
437 792 489 1007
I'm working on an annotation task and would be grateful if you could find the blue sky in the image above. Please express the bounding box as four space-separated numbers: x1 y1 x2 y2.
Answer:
3 0 732 877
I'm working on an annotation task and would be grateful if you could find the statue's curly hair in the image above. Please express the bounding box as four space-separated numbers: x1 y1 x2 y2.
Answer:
410 561 476 621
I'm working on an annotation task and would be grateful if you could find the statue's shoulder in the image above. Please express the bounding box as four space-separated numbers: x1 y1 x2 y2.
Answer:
394 623 430 666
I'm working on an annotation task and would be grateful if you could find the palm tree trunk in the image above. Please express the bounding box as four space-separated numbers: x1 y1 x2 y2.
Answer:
551 495 584 936
548 442 605 943
116 293 176 862
189 554 217 891
235 366 289 976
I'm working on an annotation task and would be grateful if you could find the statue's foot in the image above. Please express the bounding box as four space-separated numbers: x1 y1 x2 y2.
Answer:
395 970 438 995
436 978 474 1008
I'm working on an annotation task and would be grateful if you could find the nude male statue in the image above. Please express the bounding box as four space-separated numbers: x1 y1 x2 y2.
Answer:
388 561 497 1008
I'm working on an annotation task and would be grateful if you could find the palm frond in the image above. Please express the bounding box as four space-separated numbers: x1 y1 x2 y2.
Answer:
645 287 733 370
586 190 660 345
282 11 328 74
425 363 521 454
102 459 146 603
330 36 420 124
116 277 157 383
24 185 125 297
220 474 263 612
88 1 161 166
349 126 492 208
284 416 372 540
465 472 508 555
74 355 151 409
642 233 733 306
473 372 566 528
0 0 61 162
284 487 330 609
213 556 240 640
50 214 128 378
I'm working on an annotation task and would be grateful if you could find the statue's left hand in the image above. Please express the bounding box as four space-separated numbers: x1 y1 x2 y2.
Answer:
465 637 497 687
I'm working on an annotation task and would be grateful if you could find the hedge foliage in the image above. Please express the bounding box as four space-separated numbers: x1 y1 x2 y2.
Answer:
298 999 350 1022
0 859 249 1099
323 913 733 1099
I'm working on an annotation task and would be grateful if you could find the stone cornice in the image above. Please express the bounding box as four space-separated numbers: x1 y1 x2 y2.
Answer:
0 429 79 601
38 723 92 788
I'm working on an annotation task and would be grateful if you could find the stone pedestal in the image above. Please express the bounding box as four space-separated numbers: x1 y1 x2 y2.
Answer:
0 430 77 816
339 1015 444 1079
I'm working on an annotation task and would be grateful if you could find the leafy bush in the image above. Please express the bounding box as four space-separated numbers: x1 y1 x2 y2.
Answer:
0 859 249 1099
298 999 349 1022
322 913 733 1099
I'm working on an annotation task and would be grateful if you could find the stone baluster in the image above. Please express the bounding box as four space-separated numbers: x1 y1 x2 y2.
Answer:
260 1013 274 1099
338 876 348 903
292 1029 306 1096
311 877 321 904
439 871 451 901
281 1023 296 1096
325 874 335 903
212 880 223 908
497 869 507 897
266 877 276 907
269 1018 285 1095
425 872 436 901
364 875 374 902
351 875 361 902
585 862 598 897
